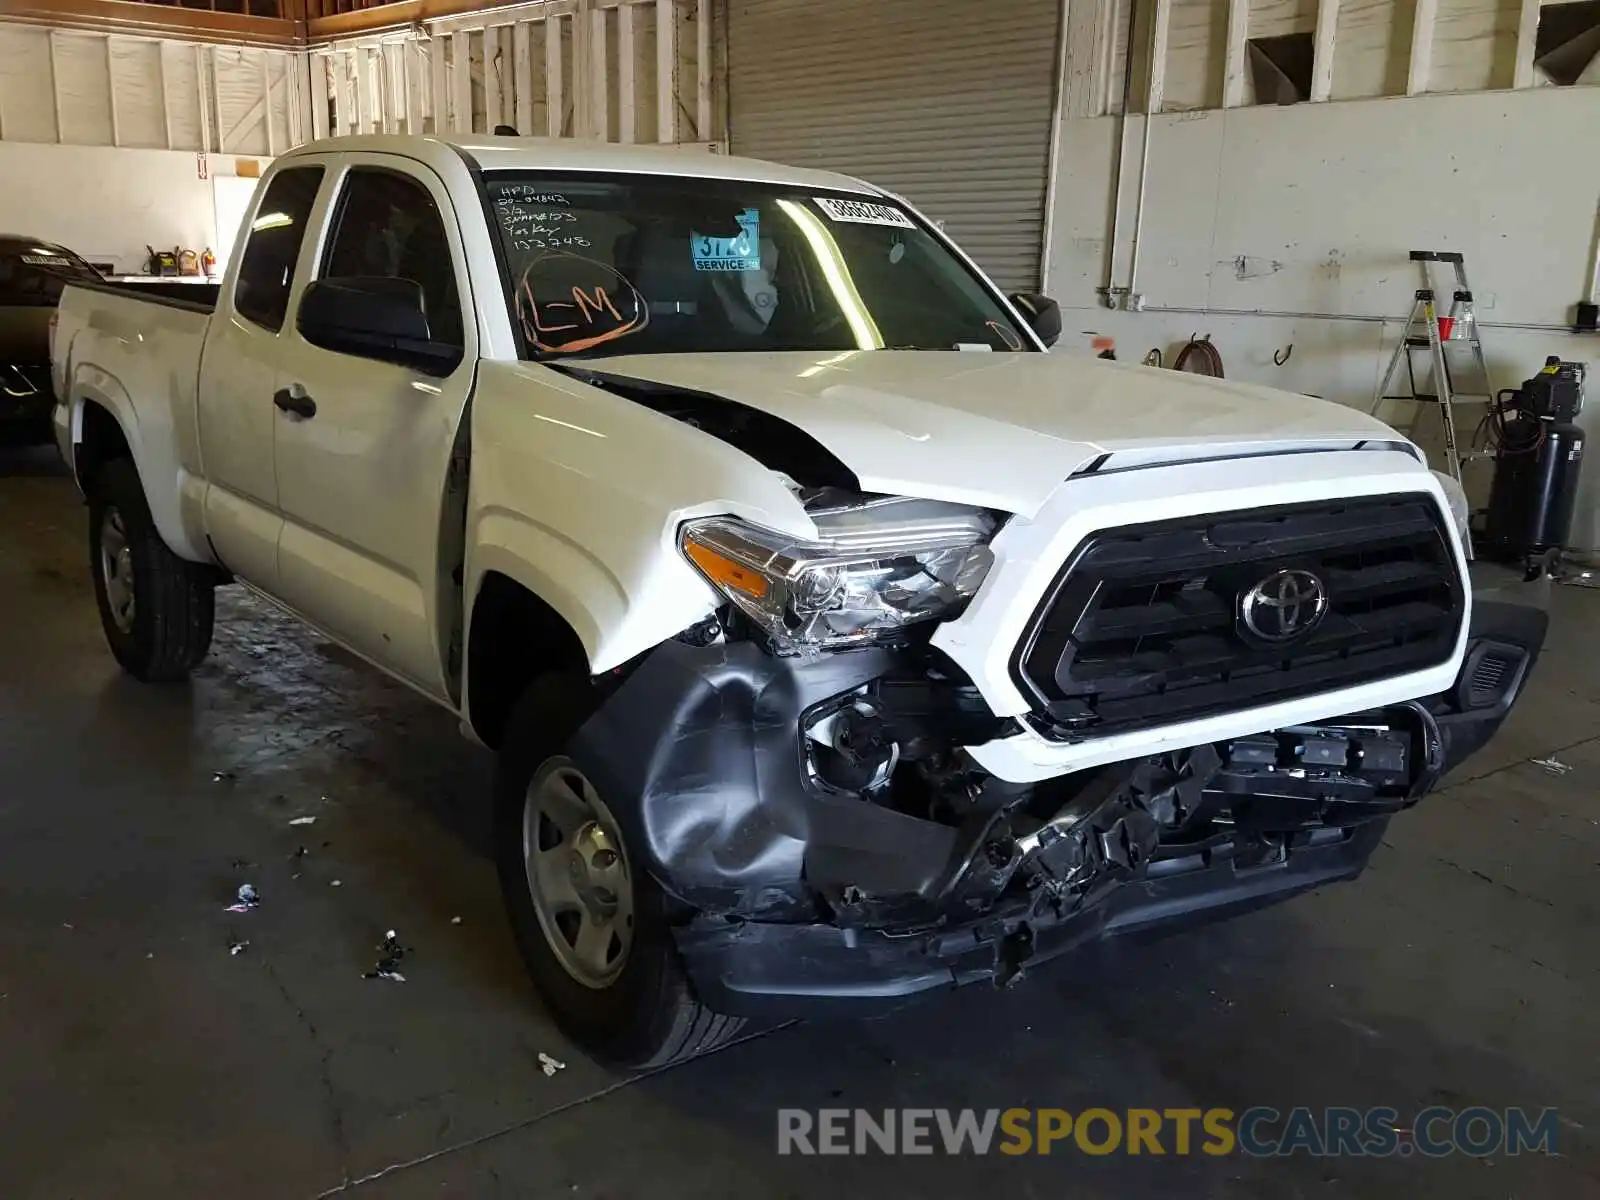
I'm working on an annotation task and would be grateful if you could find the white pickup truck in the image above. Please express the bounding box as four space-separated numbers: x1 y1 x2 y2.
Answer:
53 134 1545 1069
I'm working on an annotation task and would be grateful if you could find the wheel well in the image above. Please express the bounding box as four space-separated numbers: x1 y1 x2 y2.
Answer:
77 401 131 492
467 572 590 748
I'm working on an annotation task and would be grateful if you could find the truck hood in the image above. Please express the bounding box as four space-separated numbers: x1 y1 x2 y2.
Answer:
553 350 1410 516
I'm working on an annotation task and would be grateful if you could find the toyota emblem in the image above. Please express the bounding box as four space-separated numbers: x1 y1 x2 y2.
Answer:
1239 568 1329 643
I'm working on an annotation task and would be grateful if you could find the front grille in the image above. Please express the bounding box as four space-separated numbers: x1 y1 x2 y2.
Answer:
1014 494 1464 737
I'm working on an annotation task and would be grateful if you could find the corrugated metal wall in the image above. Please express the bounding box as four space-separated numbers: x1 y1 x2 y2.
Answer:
726 0 1062 292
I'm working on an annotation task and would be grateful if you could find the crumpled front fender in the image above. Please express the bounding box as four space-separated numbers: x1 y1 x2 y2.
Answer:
563 640 960 919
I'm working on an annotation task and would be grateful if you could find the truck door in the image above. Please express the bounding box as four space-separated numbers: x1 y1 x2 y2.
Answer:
269 155 475 701
196 164 325 590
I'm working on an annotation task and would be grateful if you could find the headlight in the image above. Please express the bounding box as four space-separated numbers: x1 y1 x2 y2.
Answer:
680 497 996 651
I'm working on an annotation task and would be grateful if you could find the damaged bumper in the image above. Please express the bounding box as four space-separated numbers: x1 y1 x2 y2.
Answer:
565 593 1546 1019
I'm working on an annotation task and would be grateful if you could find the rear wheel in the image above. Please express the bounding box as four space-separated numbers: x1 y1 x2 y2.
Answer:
493 675 744 1069
88 458 215 682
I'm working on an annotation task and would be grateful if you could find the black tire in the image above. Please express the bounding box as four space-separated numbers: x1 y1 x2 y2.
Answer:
494 674 744 1069
88 457 215 682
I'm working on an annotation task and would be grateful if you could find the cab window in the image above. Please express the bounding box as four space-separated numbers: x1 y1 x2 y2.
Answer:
233 167 324 332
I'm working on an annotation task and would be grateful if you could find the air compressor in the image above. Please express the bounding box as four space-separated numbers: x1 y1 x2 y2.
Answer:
1481 357 1587 576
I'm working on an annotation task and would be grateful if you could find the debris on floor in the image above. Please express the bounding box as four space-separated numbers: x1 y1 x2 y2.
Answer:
212 770 236 784
363 929 409 982
228 936 250 956
450 916 462 925
538 1052 566 1077
288 815 317 827
1531 755 1573 776
290 846 309 879
224 883 260 914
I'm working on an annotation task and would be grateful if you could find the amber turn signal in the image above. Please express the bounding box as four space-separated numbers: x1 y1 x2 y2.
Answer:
683 538 770 600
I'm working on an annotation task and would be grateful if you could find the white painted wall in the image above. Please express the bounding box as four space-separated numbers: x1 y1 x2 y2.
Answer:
1047 85 1600 548
0 143 263 273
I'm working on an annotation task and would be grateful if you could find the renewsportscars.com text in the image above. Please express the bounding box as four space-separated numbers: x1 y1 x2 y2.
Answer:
777 1106 1559 1158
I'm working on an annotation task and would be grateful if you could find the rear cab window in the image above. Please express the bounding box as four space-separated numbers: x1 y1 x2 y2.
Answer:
233 167 324 332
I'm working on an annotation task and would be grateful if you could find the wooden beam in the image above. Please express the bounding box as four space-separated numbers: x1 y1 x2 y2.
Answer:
1146 0 1172 114
429 33 446 133
451 29 470 132
345 49 361 132
262 50 274 153
545 14 562 136
106 35 122 147
1513 0 1541 88
1408 0 1437 94
157 40 173 147
48 31 62 142
1310 0 1338 100
195 42 211 151
337 48 355 133
286 53 303 145
589 5 606 139
305 0 564 43
513 20 533 133
694 0 709 138
1062 0 1111 118
210 45 225 150
0 0 298 48
404 41 422 132
385 42 402 133
617 3 634 142
484 24 501 129
655 0 674 141
1221 0 1248 106
311 51 330 139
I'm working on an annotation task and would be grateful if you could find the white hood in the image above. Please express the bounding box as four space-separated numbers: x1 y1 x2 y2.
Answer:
573 350 1408 515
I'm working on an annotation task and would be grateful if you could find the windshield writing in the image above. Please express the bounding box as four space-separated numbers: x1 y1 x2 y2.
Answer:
483 174 1030 358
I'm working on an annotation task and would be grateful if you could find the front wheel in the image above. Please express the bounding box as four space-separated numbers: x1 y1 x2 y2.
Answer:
493 675 744 1069
88 458 215 682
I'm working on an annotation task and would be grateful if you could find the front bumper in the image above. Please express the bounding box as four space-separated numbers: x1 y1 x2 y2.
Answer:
566 592 1546 1018
677 819 1388 1016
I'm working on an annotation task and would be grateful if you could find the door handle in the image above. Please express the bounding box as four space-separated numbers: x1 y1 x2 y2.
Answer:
273 386 317 420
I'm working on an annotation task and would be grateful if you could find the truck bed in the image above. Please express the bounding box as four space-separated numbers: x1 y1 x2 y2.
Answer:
52 281 215 562
76 278 219 312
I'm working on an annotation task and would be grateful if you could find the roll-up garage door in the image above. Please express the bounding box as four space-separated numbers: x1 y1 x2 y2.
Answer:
726 0 1061 293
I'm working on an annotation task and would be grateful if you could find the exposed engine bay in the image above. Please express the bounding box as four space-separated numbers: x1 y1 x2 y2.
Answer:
799 670 1442 934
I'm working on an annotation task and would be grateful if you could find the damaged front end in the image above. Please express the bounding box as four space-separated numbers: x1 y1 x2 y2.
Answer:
562 481 1546 1018
564 588 1541 1018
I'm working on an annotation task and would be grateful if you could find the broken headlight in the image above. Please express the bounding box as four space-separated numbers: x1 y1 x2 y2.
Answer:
679 497 997 651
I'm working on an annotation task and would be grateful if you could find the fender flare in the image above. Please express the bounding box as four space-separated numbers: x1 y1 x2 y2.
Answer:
467 511 715 674
66 364 211 563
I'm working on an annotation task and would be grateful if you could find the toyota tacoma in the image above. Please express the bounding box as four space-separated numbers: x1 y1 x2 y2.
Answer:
50 135 1545 1068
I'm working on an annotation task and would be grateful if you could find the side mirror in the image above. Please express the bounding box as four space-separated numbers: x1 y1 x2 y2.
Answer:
297 276 461 374
1009 292 1062 348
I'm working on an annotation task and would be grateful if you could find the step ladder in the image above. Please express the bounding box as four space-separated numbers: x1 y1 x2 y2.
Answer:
1370 251 1496 485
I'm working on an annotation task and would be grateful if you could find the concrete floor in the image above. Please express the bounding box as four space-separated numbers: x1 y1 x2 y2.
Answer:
1 444 1596 1199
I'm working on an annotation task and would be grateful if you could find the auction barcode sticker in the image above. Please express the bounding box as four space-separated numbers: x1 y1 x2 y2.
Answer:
813 197 916 228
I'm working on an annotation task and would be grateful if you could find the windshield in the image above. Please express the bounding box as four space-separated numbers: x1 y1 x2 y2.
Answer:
0 244 101 306
482 172 1033 358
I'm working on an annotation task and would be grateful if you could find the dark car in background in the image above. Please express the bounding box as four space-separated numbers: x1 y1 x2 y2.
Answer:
0 236 101 445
